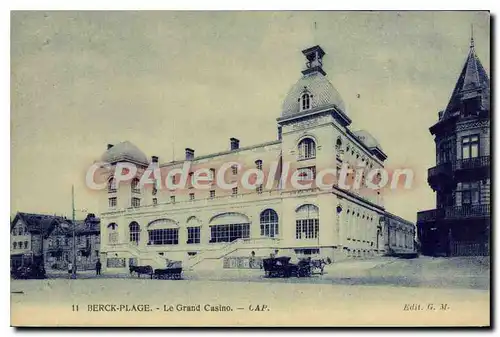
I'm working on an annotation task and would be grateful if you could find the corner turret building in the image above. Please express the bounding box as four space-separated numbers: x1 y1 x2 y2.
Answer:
417 37 491 256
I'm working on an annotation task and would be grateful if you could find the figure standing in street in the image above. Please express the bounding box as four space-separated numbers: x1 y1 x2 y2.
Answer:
95 259 102 276
67 262 73 278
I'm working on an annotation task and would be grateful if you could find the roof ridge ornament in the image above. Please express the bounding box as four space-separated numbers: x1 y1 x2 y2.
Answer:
470 24 475 49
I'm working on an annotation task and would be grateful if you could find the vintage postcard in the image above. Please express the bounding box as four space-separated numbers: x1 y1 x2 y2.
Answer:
10 10 490 327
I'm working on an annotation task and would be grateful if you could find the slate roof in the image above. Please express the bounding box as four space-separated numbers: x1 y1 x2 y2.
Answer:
101 141 149 165
442 40 490 120
282 72 347 118
11 212 100 237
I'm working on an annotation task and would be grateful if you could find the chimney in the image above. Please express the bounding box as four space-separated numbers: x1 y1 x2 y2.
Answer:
185 148 195 161
107 144 114 150
151 156 159 163
230 138 240 151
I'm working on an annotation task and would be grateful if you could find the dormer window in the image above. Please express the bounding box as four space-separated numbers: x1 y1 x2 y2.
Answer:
300 92 311 111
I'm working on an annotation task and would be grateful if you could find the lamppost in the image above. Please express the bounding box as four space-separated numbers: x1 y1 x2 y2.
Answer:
71 185 87 279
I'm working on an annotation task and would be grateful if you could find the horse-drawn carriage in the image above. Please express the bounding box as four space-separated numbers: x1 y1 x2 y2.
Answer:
262 256 329 278
262 256 312 278
153 260 182 280
129 265 154 279
129 261 182 280
11 254 46 280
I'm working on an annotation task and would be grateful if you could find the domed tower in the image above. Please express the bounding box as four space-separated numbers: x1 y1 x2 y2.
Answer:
99 141 151 212
277 45 352 189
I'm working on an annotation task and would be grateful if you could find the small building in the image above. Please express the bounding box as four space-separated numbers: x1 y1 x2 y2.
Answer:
10 212 101 271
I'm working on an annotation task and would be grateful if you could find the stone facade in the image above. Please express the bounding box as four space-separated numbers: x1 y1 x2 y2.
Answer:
98 44 416 272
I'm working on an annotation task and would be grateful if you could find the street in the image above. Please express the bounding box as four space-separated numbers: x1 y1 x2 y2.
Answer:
10 256 490 326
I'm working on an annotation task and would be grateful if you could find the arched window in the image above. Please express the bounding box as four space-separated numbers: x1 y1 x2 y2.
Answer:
147 219 179 245
129 221 140 244
131 178 140 194
13 242 17 249
209 212 250 243
300 92 311 111
187 216 201 244
108 178 117 193
260 209 279 238
336 137 343 149
298 138 316 160
24 241 28 249
295 204 319 239
336 137 344 160
107 223 118 244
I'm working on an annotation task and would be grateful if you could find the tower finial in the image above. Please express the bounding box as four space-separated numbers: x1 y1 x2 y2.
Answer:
470 24 475 48
313 21 317 45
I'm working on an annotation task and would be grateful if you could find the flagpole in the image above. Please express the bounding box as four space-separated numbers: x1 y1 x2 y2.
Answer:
71 185 76 279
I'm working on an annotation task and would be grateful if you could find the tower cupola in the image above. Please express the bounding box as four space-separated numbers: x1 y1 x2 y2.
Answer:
302 45 326 76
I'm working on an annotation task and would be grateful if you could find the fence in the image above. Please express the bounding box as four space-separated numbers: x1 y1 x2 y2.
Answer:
451 241 489 256
223 256 263 269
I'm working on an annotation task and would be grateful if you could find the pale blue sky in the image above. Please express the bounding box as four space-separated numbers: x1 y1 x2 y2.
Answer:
11 11 490 221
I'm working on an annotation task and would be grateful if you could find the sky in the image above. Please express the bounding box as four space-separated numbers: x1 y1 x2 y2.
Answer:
10 11 490 221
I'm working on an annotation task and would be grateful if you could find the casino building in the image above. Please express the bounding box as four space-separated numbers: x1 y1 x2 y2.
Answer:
97 45 415 272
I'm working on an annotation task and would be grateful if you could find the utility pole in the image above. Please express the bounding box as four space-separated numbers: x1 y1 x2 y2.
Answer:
71 185 76 279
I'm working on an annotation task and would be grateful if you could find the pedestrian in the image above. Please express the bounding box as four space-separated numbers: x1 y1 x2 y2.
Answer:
67 262 73 278
95 259 102 276
249 251 256 269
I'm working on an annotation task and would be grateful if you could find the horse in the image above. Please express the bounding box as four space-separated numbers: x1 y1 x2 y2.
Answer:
310 258 328 275
129 265 153 279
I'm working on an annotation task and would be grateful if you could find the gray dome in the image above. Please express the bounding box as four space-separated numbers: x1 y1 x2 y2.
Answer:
353 130 383 151
101 141 148 164
282 72 346 117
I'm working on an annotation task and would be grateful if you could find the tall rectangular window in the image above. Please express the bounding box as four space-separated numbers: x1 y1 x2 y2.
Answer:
297 166 316 181
131 197 141 208
187 227 200 244
255 160 263 170
209 168 216 184
295 219 319 239
231 165 238 175
188 172 194 188
232 187 238 196
189 193 195 201
439 139 453 164
462 135 479 159
108 197 117 208
460 182 480 205
152 198 158 205
210 190 216 199
170 196 176 203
